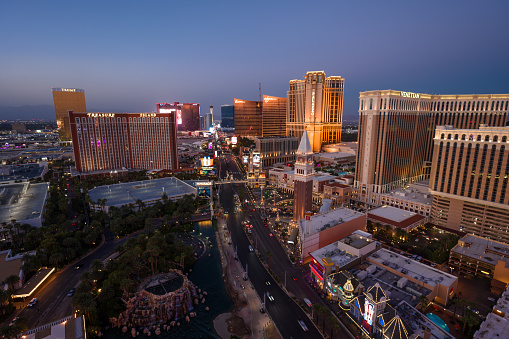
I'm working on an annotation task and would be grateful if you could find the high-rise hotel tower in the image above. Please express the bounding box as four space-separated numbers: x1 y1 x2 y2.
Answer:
286 71 344 152
430 125 509 242
355 90 509 204
52 87 87 143
69 111 178 173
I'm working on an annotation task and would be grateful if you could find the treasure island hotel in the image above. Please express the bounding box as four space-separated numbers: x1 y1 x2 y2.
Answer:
355 90 509 240
52 87 87 143
286 71 344 152
69 109 178 173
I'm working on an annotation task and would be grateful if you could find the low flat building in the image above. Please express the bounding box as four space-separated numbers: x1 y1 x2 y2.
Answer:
474 283 509 338
368 205 427 232
88 177 197 212
254 136 299 168
309 231 378 288
0 182 49 227
20 315 86 339
323 182 352 208
0 250 23 290
449 234 509 293
372 180 433 217
367 248 458 305
313 151 356 166
298 207 366 261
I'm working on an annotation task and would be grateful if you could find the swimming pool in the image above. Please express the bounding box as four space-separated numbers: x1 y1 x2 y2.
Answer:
426 313 450 333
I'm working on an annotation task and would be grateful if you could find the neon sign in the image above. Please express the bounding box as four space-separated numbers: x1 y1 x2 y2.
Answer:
401 91 420 99
87 113 115 118
364 300 374 325
140 113 156 118
61 88 76 92
234 99 245 104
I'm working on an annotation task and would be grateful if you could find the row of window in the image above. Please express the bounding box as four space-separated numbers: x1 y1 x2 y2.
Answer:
439 133 508 142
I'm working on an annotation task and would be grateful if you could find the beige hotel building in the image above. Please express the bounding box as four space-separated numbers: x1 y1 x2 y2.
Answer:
354 90 509 206
431 125 509 242
286 71 344 152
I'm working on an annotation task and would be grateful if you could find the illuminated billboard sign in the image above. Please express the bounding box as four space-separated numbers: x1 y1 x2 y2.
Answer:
231 136 238 145
208 142 213 150
158 108 181 124
363 299 374 331
253 153 260 167
201 156 213 168
243 156 249 164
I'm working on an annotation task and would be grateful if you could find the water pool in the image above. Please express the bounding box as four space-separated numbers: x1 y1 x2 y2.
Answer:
426 313 450 333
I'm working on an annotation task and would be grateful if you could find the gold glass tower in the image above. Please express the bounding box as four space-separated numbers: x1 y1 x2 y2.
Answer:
52 87 86 142
286 71 344 152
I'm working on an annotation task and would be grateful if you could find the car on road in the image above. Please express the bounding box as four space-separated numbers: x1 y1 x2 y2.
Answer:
292 276 297 281
265 280 271 286
249 245 254 252
75 263 84 269
249 215 253 218
27 298 38 307
304 298 312 308
298 319 308 331
9 317 19 326
266 292 274 301
68 288 75 297
488 297 496 302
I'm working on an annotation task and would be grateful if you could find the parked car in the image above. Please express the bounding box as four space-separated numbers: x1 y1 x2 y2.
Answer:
304 298 312 308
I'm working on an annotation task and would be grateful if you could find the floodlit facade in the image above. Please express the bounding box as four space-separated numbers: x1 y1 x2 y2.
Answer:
234 98 262 137
293 131 314 222
430 126 509 241
262 95 287 137
69 111 178 173
286 71 344 152
354 90 509 205
52 87 87 142
254 136 299 168
157 102 200 131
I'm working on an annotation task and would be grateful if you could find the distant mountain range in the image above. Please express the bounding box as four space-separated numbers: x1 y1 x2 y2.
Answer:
0 105 56 121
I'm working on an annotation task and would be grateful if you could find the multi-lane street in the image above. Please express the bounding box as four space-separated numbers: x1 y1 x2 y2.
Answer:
218 154 323 338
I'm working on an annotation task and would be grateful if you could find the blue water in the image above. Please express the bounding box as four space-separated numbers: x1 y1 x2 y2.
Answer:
103 221 234 338
426 313 450 333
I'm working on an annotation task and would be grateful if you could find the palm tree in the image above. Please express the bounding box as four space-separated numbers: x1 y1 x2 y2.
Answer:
72 293 96 322
119 278 134 298
90 259 104 273
5 274 20 291
49 251 65 268
0 289 9 316
419 295 429 311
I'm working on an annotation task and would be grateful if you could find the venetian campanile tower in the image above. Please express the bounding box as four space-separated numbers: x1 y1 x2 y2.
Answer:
293 130 314 222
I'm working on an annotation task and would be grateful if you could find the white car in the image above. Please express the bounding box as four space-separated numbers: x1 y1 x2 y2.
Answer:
298 319 308 332
267 292 274 301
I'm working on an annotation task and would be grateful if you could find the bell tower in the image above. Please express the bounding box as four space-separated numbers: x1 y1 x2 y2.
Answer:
293 130 314 222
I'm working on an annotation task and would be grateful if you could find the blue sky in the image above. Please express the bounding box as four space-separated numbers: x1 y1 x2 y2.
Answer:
1 0 508 119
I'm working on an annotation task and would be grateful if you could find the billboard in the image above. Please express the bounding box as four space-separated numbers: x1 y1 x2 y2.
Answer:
253 152 260 167
201 156 213 168
243 156 249 164
231 136 238 145
363 299 374 332
208 142 213 150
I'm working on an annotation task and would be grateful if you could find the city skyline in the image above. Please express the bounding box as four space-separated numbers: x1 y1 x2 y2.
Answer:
1 1 509 120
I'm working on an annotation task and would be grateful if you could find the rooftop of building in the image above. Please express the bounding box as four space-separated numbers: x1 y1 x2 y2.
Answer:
368 248 457 288
378 180 433 206
255 136 299 140
309 242 358 269
340 232 375 249
450 234 509 266
88 177 196 207
435 125 509 133
0 163 46 182
359 89 509 100
474 312 509 339
314 152 356 159
368 206 427 227
493 285 509 318
312 172 337 182
0 182 48 223
324 182 351 189
300 207 365 237
396 301 455 339
22 315 86 339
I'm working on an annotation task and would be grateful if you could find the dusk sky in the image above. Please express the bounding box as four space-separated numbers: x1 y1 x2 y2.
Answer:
1 1 508 120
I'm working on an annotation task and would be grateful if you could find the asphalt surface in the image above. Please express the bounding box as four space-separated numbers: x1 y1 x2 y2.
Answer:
13 229 130 329
218 155 322 339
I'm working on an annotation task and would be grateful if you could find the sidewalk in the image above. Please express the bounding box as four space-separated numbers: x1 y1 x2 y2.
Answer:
214 217 280 339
